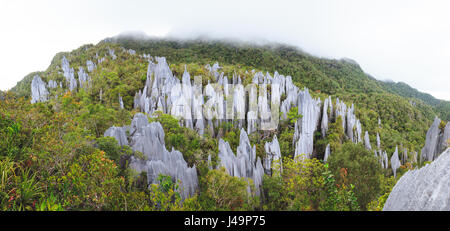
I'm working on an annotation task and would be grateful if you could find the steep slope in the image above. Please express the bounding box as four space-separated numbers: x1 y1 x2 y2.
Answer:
381 81 450 121
104 35 445 153
4 35 448 210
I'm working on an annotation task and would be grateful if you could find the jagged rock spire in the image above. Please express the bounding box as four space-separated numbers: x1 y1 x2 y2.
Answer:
104 113 198 200
218 129 264 197
30 75 49 104
421 117 443 162
264 135 282 175
391 146 401 178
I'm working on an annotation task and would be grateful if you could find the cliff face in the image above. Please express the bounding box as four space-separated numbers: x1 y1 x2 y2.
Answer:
383 148 450 211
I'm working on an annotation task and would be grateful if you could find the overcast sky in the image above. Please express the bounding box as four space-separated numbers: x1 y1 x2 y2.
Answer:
1 0 449 100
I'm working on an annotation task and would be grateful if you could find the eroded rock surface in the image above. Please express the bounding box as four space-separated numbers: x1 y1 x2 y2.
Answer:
31 75 49 104
383 148 450 211
218 129 264 196
421 117 446 161
104 113 198 199
264 135 282 175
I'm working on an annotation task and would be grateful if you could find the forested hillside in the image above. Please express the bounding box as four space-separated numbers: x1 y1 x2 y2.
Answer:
1 35 448 211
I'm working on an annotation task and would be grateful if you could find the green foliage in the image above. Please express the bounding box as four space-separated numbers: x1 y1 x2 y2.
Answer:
148 175 182 211
367 175 396 211
439 120 447 133
262 157 359 211
96 136 133 163
287 107 302 124
327 142 383 210
150 112 218 168
4 37 448 211
200 168 253 211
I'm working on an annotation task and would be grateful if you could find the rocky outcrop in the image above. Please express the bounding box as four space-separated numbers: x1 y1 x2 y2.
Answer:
324 144 331 163
421 117 447 162
293 89 321 160
128 49 136 55
48 80 58 89
383 148 450 211
264 135 282 175
61 56 77 92
104 113 198 199
377 150 389 169
439 122 450 154
86 60 96 72
321 97 330 138
364 131 372 150
218 129 264 196
104 126 129 146
108 48 117 60
391 146 401 178
376 132 381 150
78 67 91 89
119 94 124 109
346 104 362 144
30 75 49 104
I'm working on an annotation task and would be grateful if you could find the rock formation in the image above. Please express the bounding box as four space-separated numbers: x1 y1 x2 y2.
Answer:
48 80 58 89
30 75 49 104
421 117 449 162
383 148 450 211
218 129 264 196
104 113 198 199
119 94 124 109
364 131 372 150
86 60 96 72
104 126 129 146
391 146 401 178
78 67 91 89
61 56 77 92
321 97 330 138
108 48 117 60
439 122 450 154
324 144 331 163
293 89 321 159
264 135 282 175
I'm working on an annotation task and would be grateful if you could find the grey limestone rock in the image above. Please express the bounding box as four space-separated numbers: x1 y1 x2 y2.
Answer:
119 94 124 109
218 129 264 196
439 122 450 154
391 146 401 178
128 49 136 55
264 135 282 175
364 131 372 150
383 148 450 211
61 56 77 91
104 126 129 146
421 117 442 162
376 132 381 150
30 75 49 104
294 89 321 160
86 60 96 72
108 48 117 60
321 97 329 138
78 67 91 89
104 113 198 199
335 98 347 131
48 80 58 89
324 144 331 163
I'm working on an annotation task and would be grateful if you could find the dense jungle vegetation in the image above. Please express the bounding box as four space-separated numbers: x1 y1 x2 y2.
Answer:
2 36 448 211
